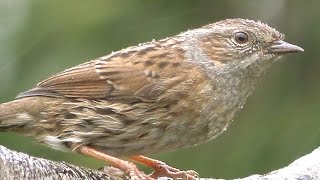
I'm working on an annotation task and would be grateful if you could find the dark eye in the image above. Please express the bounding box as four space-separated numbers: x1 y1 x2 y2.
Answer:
234 32 249 44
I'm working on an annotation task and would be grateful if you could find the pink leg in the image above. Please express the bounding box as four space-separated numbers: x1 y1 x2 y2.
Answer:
130 155 199 180
78 146 154 180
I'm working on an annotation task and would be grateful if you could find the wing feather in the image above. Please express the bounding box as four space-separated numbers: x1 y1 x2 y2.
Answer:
17 46 190 103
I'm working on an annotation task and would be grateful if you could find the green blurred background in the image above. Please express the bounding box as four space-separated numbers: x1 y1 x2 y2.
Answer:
0 0 319 179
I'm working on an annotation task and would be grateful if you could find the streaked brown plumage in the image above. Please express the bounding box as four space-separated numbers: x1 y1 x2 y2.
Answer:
0 19 303 179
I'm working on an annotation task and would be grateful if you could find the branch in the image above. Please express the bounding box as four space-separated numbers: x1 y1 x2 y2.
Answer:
0 145 123 179
238 146 320 180
0 145 319 180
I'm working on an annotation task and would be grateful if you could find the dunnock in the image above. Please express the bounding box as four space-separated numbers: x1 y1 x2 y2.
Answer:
0 19 303 179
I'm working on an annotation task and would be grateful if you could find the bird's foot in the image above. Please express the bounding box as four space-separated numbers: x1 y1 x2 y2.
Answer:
79 146 198 180
131 155 199 180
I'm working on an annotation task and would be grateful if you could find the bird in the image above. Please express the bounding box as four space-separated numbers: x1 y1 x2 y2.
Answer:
0 18 303 179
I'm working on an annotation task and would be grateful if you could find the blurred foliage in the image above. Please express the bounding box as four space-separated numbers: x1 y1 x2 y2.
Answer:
0 0 319 179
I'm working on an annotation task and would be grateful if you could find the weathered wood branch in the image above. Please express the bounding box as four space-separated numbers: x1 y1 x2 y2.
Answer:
0 145 122 180
0 145 319 180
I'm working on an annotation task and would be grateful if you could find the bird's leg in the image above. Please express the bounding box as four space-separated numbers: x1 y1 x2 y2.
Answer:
77 146 198 180
78 146 153 180
130 155 199 180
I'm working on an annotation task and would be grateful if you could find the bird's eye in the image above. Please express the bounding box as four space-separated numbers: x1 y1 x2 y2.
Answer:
234 32 249 44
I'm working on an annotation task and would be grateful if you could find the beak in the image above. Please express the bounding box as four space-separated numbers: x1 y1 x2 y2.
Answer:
268 40 304 54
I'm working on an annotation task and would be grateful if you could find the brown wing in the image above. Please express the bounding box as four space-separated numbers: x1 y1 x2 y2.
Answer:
17 61 111 99
16 45 189 102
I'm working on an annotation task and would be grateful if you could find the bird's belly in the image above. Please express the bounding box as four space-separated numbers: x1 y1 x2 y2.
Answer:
90 122 208 156
95 111 236 156
42 99 240 157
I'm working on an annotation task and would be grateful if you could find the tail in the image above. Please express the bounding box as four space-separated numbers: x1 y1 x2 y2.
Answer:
0 97 42 131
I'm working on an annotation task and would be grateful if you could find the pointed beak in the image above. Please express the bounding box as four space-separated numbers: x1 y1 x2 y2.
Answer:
268 40 304 54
